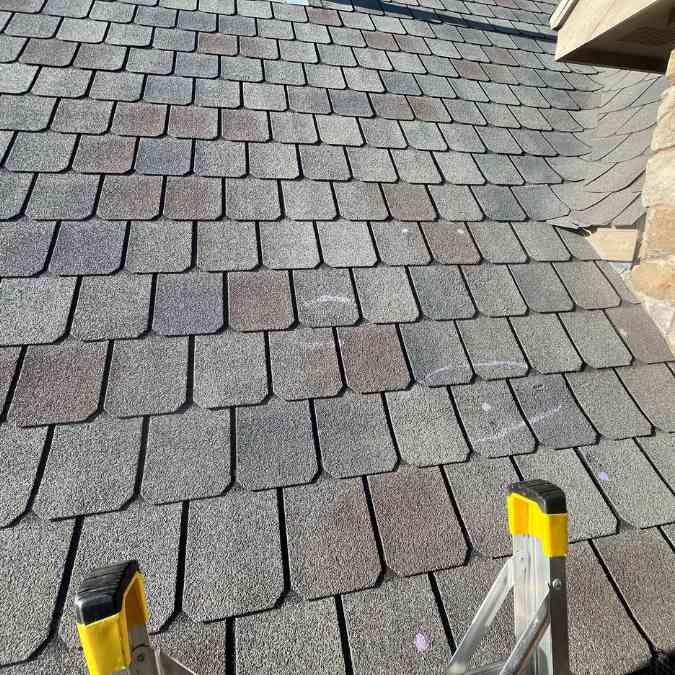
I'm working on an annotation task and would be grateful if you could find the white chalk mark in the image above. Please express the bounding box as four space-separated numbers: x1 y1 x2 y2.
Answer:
598 471 610 482
481 402 492 412
474 360 528 370
415 632 429 653
308 294 353 305
456 228 465 234
474 405 562 443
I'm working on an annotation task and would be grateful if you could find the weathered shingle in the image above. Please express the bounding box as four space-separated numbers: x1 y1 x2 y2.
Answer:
184 491 283 620
285 478 380 598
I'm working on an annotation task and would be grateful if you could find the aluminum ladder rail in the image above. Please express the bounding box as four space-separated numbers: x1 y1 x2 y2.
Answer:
447 480 571 675
75 560 195 675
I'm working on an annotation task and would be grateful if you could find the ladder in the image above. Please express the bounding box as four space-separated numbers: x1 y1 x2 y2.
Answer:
74 480 570 675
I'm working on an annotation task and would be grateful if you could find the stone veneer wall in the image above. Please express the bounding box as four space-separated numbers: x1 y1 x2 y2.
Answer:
632 50 675 352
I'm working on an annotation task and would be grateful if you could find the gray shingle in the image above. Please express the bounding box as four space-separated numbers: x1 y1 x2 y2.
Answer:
228 270 293 331
125 220 191 273
136 137 192 175
111 101 167 136
0 219 54 276
333 181 387 221
74 42 126 71
164 176 222 220
391 149 441 183
142 407 230 504
298 144 349 181
28 173 99 220
580 439 675 527
271 111 317 144
400 320 472 386
511 374 596 449
243 82 286 110
0 172 31 219
294 268 358 327
595 530 675 653
462 264 527 316
226 178 281 220
194 331 267 408
10 342 106 427
98 175 163 220
386 385 469 465
472 185 526 221
354 267 418 323
316 114 363 146
0 518 73 664
509 262 573 312
330 89 372 116
144 74 193 104
5 131 77 172
50 219 125 276
338 324 409 394
468 222 527 264
236 598 344 675
6 13 59 38
429 185 483 221
370 465 466 575
434 151 485 185
221 55 262 82
72 274 151 341
617 364 675 432
0 277 74 347
168 105 218 138
20 37 75 67
347 147 396 183
236 398 317 490
249 142 300 179
435 558 513 670
195 79 240 108
382 183 436 222
153 271 223 336
420 221 481 264
73 134 135 174
175 52 219 79
35 416 141 519
315 391 396 477
260 219 318 268
606 305 674 364
317 220 376 268
559 310 632 368
457 317 528 379
281 179 336 220
511 314 581 374
515 448 618 541
197 220 257 271
445 457 519 557
91 72 145 102
566 541 651 675
0 62 37 93
59 501 181 647
285 478 380 598
194 140 245 177
184 491 283 620
553 261 620 310
0 94 55 131
371 222 430 266
567 369 651 439
270 327 341 401
0 425 46 526
511 222 570 262
452 379 534 457
153 26 195 51
637 434 675 490
343 575 450 675
105 337 188 417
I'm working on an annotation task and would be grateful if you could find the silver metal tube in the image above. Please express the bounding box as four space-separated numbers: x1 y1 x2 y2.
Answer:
499 594 550 675
448 559 514 675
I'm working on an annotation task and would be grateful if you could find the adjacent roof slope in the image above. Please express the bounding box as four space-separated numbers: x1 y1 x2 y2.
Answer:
0 0 674 673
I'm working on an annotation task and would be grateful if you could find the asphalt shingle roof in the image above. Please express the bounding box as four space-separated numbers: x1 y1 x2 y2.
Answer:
0 0 674 673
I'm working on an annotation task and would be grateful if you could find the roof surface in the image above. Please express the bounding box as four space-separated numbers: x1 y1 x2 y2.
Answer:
0 0 674 673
